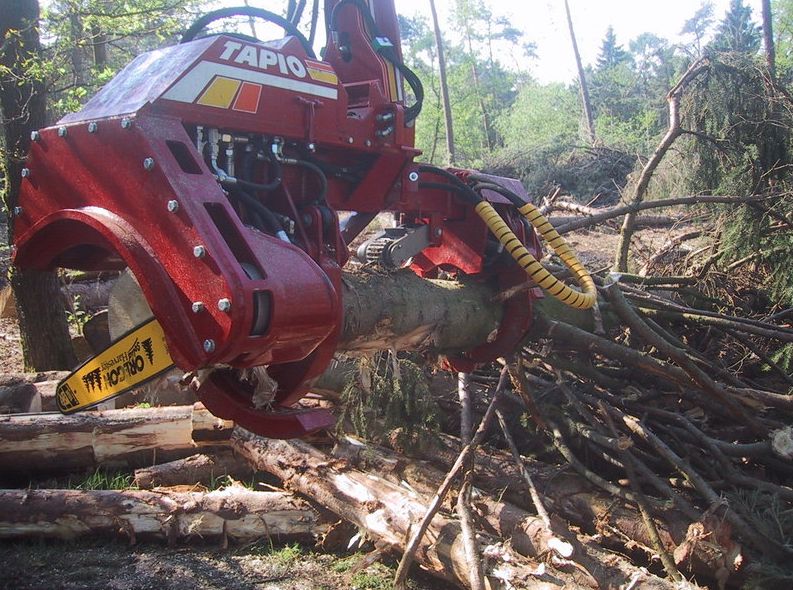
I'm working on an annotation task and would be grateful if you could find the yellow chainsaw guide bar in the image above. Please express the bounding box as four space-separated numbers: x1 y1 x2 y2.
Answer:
56 317 175 414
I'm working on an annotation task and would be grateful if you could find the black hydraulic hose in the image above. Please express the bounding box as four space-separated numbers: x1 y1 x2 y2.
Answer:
472 182 526 209
181 7 317 58
286 158 328 204
329 0 424 124
417 165 480 205
468 174 528 208
236 155 283 193
233 188 285 236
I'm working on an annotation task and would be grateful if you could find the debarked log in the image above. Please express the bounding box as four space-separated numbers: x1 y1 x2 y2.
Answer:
0 404 233 478
232 429 596 590
331 436 678 590
0 487 320 543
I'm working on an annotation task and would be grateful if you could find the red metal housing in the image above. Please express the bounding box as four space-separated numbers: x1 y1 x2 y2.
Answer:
13 0 542 437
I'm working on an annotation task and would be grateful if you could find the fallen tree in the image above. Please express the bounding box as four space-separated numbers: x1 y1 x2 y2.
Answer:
0 404 233 477
232 427 661 590
132 451 252 489
0 487 320 544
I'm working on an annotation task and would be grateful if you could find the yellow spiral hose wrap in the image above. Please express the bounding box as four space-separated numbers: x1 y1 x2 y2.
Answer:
474 201 597 310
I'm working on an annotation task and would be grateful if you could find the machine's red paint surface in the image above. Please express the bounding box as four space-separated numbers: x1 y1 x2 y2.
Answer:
13 0 542 437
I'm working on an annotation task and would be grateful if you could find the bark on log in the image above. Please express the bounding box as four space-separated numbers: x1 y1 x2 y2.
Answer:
39 266 583 360
340 270 501 354
332 437 678 590
133 451 253 489
0 487 319 543
0 404 233 478
233 429 595 589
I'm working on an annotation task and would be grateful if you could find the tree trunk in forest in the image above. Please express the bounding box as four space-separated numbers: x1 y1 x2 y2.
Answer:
0 0 77 372
762 0 776 80
68 5 86 87
0 488 320 543
91 25 108 69
429 0 456 165
563 0 596 144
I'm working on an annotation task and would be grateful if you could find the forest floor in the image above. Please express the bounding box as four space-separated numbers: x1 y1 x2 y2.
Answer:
0 538 451 590
0 220 686 590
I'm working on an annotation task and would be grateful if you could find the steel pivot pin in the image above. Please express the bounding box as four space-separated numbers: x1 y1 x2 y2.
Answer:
193 245 206 258
167 200 179 212
217 298 232 313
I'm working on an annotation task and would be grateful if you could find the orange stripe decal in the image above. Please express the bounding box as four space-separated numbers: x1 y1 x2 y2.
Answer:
232 81 262 113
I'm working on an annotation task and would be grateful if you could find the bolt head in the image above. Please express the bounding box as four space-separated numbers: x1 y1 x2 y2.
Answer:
347 137 354 144
191 301 205 313
307 143 316 152
57 126 68 138
20 168 30 178
143 157 155 171
193 245 206 258
217 298 232 313
87 122 98 133
13 206 23 217
435 228 443 237
203 339 216 353
30 131 41 142
365 139 372 147
167 200 180 213
408 171 419 183
121 118 132 129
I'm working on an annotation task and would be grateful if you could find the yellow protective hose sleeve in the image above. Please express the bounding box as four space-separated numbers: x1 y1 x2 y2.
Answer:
474 201 597 310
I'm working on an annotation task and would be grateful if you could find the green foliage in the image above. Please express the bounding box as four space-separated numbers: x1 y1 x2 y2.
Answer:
680 50 793 308
400 3 531 165
332 554 419 590
681 2 715 56
339 353 439 449
596 26 630 70
498 83 579 149
41 0 200 119
486 143 637 205
65 294 91 334
709 0 761 53
71 468 135 490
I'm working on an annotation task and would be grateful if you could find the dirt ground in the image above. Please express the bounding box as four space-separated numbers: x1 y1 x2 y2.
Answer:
0 539 449 590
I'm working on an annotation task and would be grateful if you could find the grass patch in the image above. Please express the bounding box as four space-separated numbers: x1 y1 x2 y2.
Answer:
69 468 135 491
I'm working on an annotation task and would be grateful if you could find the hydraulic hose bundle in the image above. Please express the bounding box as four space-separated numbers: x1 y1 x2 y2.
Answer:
418 166 597 310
